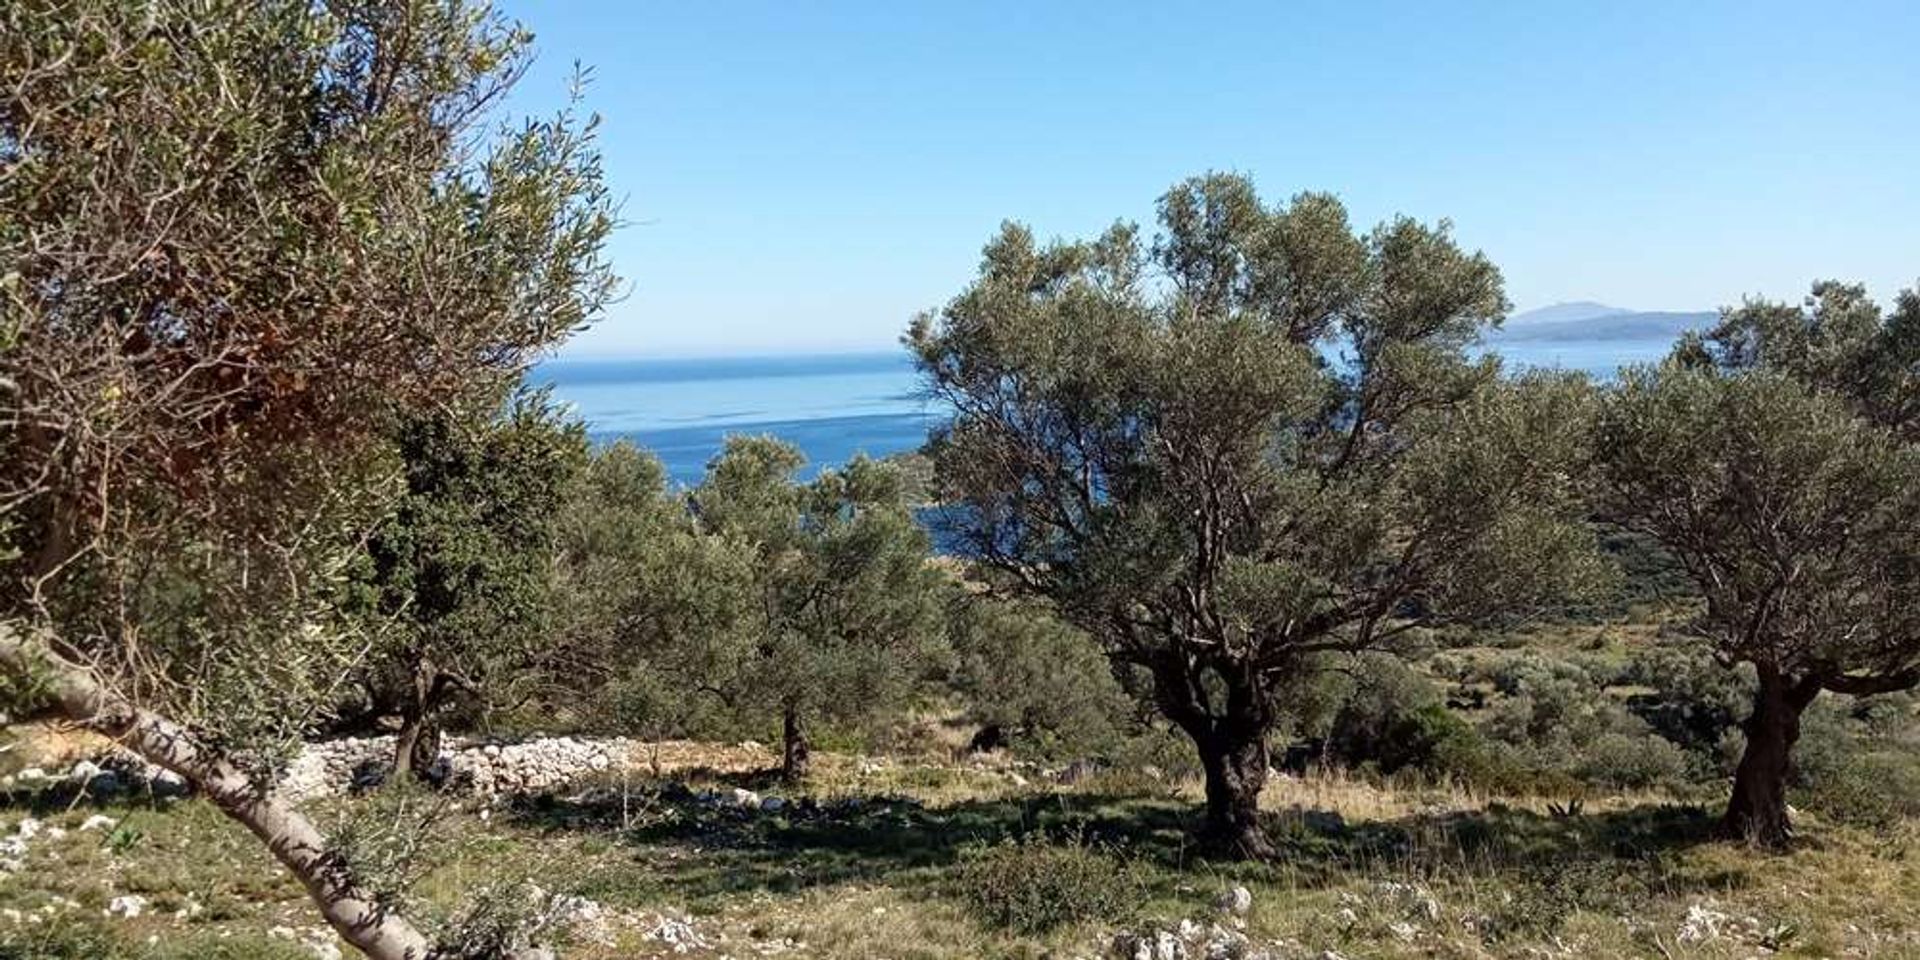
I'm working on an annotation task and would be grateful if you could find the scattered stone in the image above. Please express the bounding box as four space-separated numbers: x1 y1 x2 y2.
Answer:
643 913 709 953
1215 884 1253 916
1373 880 1441 923
1678 902 1729 944
79 814 117 832
1111 921 1266 960
730 787 763 809
760 795 787 813
106 895 147 919
548 894 611 945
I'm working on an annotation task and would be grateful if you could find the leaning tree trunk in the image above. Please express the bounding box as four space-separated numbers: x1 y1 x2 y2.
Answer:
781 704 811 781
1721 668 1817 847
0 623 433 960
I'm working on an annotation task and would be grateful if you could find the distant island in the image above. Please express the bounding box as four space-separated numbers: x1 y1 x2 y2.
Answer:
1490 301 1717 343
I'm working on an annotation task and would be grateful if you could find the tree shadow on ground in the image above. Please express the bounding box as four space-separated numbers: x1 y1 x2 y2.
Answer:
504 782 1737 908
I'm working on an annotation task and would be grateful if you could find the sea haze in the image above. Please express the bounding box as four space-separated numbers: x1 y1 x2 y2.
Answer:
538 331 1687 486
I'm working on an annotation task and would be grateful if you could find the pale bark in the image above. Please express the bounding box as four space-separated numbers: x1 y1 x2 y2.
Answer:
0 622 434 960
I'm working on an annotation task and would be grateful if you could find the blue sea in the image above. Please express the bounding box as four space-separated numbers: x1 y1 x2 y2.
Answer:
536 338 1675 486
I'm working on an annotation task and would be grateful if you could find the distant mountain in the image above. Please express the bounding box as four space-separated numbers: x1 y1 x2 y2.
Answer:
1493 303 1717 343
1508 302 1632 326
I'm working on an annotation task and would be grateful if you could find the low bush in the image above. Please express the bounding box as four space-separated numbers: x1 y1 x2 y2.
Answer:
1798 748 1920 831
1576 732 1690 790
955 835 1145 933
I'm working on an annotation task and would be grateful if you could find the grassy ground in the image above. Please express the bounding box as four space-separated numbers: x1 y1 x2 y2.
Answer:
4 742 1920 959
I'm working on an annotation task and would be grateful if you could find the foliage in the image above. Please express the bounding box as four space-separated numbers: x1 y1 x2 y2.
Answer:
338 389 588 765
0 0 616 951
1618 639 1753 768
945 597 1135 758
955 834 1144 933
911 172 1605 853
686 437 951 773
1678 280 1919 438
1602 363 1920 690
1598 344 1920 842
1798 747 1920 831
0 0 616 756
541 441 728 736
571 437 952 771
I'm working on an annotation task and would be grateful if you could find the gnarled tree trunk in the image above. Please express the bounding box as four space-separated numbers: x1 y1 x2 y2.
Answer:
1155 656 1277 859
1721 668 1818 848
0 623 433 960
1195 725 1276 859
782 703 811 781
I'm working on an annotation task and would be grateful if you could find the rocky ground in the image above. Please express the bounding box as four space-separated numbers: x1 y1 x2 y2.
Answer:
3 732 1919 959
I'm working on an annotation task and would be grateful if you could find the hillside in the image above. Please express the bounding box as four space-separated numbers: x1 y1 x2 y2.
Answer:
1494 303 1718 343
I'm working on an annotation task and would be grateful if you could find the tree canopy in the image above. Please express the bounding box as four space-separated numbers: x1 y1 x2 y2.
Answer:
0 1 615 954
344 390 589 779
1602 283 1920 845
684 437 950 779
911 172 1603 856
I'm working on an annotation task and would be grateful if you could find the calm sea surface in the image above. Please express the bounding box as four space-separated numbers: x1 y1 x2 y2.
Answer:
536 338 1674 486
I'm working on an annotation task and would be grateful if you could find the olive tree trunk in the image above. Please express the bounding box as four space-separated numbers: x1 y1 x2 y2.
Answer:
0 623 433 960
1156 658 1278 859
1721 669 1818 847
391 710 442 785
1194 725 1277 859
781 703 811 781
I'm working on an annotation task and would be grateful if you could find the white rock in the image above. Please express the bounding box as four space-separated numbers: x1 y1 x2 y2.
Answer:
1215 884 1253 916
79 814 117 832
1678 902 1731 944
730 787 762 808
644 914 709 953
106 895 147 919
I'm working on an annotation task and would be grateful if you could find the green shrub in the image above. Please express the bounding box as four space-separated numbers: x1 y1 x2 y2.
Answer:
955 835 1144 933
1619 641 1753 764
1576 733 1690 790
1798 749 1920 830
1479 856 1668 943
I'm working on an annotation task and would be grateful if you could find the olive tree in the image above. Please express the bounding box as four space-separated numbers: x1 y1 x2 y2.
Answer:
0 1 614 955
545 441 760 740
685 436 950 780
345 391 588 781
1601 284 1920 846
910 174 1602 857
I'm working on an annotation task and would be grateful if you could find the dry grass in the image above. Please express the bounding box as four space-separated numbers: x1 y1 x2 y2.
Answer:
4 749 1920 959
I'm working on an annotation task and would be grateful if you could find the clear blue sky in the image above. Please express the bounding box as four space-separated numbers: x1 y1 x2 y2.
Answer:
505 1 1920 358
